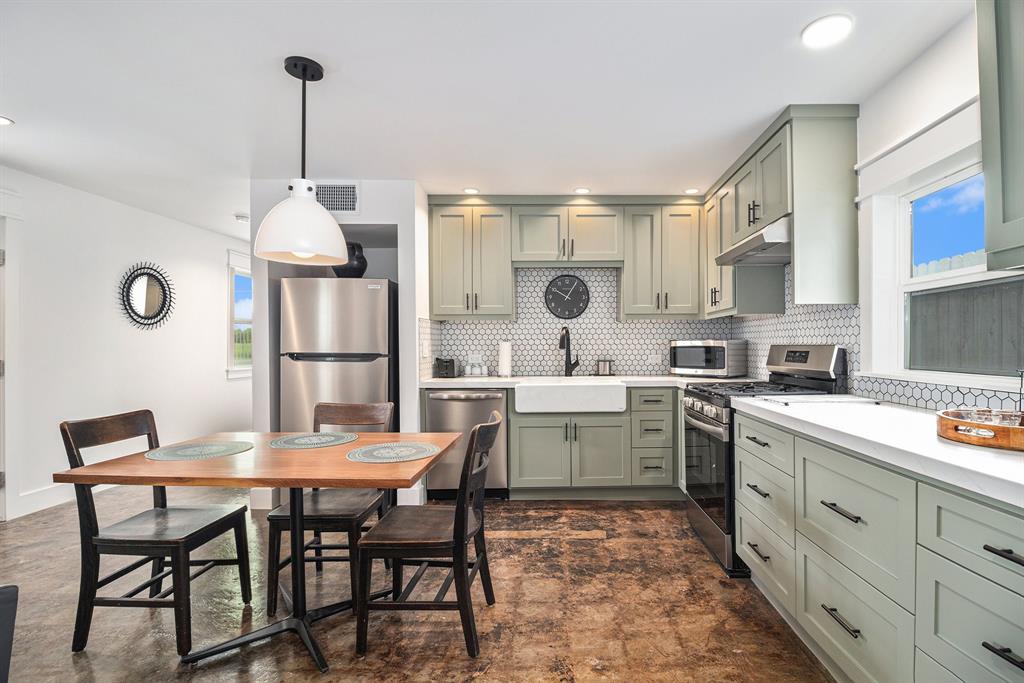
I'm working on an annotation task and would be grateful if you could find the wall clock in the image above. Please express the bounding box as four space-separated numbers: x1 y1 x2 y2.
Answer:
545 274 589 319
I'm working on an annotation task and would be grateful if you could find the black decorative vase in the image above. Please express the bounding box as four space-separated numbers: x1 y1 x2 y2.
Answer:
331 242 368 278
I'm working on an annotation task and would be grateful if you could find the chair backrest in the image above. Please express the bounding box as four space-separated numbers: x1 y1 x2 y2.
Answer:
454 411 502 545
313 402 394 433
59 409 164 539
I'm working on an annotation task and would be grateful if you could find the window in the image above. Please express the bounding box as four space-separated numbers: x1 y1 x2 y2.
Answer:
909 172 986 278
228 250 252 378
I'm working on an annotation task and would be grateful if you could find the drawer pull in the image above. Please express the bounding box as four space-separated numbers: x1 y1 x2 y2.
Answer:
982 642 1024 671
642 465 664 471
745 436 770 448
746 483 770 499
642 428 664 433
746 542 770 562
820 500 862 524
821 604 861 639
641 398 662 404
983 544 1024 568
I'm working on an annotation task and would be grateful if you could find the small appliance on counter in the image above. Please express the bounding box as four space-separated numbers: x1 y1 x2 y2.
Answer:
670 339 747 377
465 351 488 377
595 359 614 376
433 357 458 378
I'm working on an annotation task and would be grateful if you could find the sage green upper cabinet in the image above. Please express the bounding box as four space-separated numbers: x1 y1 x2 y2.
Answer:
660 206 700 315
755 125 793 228
571 415 631 487
622 206 661 315
511 206 568 262
703 197 723 313
730 158 759 246
978 0 1024 271
430 206 473 316
567 205 624 261
430 205 513 319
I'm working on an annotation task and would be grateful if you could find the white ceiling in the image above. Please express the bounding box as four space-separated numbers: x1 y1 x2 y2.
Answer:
0 0 973 240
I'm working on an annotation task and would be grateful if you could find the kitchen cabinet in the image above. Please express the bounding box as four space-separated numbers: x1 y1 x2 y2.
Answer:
509 415 572 488
430 205 513 319
632 448 674 486
755 125 793 229
978 0 1024 271
567 205 624 261
511 206 568 261
571 415 631 487
622 206 700 317
729 158 758 246
510 413 630 488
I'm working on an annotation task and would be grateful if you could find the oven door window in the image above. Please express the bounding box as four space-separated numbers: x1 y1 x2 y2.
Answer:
672 347 725 371
684 416 730 533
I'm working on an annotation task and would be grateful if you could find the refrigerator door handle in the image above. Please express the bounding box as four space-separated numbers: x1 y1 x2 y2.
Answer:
284 353 386 362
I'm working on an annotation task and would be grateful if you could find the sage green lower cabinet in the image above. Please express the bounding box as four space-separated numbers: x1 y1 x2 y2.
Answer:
632 448 673 486
795 534 915 683
916 649 964 683
916 546 1024 683
571 415 631 487
630 388 674 411
509 414 571 488
737 502 796 613
736 414 795 475
735 448 795 546
795 437 917 611
631 411 673 448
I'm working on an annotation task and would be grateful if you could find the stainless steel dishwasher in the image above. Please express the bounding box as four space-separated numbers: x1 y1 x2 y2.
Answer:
423 389 508 499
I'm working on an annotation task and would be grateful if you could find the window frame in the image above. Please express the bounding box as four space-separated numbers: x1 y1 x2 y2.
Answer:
227 250 253 379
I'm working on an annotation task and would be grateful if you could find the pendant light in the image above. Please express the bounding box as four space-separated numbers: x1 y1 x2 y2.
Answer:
254 56 348 266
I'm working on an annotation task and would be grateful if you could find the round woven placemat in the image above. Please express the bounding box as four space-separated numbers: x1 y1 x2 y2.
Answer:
145 441 253 461
269 432 359 449
346 442 441 463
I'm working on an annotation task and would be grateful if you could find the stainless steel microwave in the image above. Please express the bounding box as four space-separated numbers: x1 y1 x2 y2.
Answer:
669 340 747 377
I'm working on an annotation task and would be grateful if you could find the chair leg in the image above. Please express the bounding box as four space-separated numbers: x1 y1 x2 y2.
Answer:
266 523 282 617
355 550 372 655
170 547 192 657
391 558 403 601
453 552 480 657
233 519 252 604
148 556 166 598
347 528 361 605
71 547 100 652
313 530 324 574
474 530 496 606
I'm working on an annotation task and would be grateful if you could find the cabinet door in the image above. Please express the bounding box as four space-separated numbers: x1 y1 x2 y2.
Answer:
978 0 1024 270
472 206 513 315
730 159 758 245
568 206 624 261
510 415 572 488
755 125 792 227
661 205 700 315
704 198 721 312
622 206 662 315
715 189 736 310
430 206 473 316
571 415 631 487
511 206 567 261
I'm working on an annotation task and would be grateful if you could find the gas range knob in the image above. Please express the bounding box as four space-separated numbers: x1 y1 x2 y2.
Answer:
683 397 693 409
703 404 719 419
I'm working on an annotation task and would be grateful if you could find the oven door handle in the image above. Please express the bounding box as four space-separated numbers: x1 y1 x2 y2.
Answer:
684 414 729 443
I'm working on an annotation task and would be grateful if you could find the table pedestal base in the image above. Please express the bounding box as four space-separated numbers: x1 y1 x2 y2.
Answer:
181 616 327 673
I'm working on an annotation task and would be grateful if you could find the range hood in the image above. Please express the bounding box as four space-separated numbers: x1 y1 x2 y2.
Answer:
716 215 792 266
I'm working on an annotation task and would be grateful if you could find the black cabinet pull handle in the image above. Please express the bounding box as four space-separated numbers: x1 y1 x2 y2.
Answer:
983 544 1024 568
573 423 578 441
642 465 663 471
641 398 661 404
747 542 770 562
821 604 861 639
820 500 862 524
564 423 568 442
664 292 668 308
982 642 1024 671
570 238 574 258
747 202 754 227
643 428 664 433
560 238 565 257
745 436 770 448
746 483 770 499
752 201 760 224
474 293 478 310
465 293 470 310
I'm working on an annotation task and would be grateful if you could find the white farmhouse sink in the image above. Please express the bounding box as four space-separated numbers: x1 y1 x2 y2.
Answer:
515 380 627 413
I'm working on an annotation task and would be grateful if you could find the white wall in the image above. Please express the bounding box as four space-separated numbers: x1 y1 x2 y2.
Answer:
0 165 252 520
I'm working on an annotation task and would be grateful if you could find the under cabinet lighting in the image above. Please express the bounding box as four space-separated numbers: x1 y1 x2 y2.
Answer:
801 14 853 49
574 187 591 195
463 187 479 194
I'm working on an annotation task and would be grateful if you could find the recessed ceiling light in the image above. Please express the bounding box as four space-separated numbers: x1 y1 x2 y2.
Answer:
0 116 14 127
801 14 853 49
463 187 479 195
234 213 250 223
684 188 700 195
574 187 591 195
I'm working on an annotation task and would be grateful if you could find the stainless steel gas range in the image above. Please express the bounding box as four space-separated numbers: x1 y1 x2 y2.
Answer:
682 344 848 577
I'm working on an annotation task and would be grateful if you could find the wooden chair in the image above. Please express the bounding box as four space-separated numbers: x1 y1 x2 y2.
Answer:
59 410 250 657
265 402 395 616
355 411 501 657
0 585 16 683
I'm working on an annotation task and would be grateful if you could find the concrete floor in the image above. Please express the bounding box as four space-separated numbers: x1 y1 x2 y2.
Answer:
1 487 832 682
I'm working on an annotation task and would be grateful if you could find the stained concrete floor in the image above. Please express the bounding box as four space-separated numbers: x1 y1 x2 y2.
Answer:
1 487 832 682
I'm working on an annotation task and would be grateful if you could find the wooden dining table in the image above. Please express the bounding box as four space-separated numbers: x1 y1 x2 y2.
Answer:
53 430 462 674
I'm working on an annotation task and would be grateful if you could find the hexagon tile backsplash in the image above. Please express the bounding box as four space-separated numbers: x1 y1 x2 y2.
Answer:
436 265 1018 411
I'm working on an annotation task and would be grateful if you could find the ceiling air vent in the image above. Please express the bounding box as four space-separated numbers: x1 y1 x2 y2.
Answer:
316 182 360 215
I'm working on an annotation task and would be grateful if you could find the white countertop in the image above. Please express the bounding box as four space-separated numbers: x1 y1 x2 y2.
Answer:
732 396 1024 509
419 375 751 389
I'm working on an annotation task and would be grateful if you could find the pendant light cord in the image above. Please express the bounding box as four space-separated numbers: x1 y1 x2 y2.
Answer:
300 63 307 179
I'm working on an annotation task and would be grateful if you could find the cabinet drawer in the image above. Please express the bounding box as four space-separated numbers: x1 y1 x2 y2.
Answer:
918 483 1024 596
630 388 674 411
795 438 917 611
737 503 796 613
916 649 964 683
735 414 795 475
631 448 674 486
736 448 795 546
917 546 1024 683
631 411 674 448
795 534 915 683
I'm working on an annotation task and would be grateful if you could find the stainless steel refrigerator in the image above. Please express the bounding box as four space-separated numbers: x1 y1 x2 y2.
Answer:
280 278 398 432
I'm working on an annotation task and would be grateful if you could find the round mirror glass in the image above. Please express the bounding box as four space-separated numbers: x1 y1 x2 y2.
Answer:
128 274 166 318
119 262 174 329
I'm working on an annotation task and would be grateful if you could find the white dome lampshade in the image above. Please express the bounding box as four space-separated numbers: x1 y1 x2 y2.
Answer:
254 178 349 266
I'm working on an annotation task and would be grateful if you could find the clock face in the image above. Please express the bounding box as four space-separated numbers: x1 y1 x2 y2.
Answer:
545 275 590 319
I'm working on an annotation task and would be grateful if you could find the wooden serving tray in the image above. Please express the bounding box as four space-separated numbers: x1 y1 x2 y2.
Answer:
937 409 1024 451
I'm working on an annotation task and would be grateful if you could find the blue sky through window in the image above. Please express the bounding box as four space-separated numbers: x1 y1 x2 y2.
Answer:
233 272 253 320
911 173 985 268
